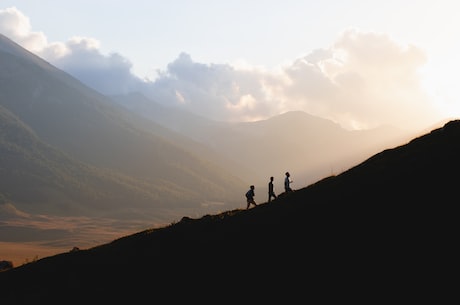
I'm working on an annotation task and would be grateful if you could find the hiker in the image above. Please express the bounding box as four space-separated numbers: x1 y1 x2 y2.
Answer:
268 176 277 202
284 172 293 193
245 185 257 209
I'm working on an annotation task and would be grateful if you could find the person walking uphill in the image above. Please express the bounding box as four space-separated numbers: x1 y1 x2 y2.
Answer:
284 172 293 193
245 185 257 209
268 176 277 202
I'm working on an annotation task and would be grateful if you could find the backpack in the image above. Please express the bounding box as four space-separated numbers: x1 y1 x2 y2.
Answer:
245 190 251 199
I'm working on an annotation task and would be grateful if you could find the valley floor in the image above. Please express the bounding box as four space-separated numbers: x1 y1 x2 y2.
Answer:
0 215 166 268
0 241 71 267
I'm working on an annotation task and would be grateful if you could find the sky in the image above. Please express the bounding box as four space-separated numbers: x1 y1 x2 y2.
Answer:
1 0 460 131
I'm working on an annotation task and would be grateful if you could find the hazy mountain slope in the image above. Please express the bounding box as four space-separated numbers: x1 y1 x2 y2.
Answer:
113 90 416 187
0 34 246 213
211 110 413 185
0 104 202 218
219 111 421 185
111 92 222 140
111 92 257 179
1 120 456 303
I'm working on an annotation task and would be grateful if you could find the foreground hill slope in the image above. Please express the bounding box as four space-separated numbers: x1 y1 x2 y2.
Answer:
1 120 458 302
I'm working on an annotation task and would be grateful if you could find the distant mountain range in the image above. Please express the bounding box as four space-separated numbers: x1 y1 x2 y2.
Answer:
1 118 457 303
0 32 437 249
0 34 246 223
113 92 419 188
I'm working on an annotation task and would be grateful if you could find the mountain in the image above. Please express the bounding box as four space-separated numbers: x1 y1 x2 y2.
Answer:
1 119 457 303
111 92 256 183
113 92 418 187
0 104 160 216
0 33 247 220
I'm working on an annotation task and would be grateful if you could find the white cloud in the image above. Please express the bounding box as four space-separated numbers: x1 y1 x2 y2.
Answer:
0 7 47 52
143 52 279 122
311 28 437 130
45 37 142 95
0 7 142 95
0 8 445 131
144 30 441 130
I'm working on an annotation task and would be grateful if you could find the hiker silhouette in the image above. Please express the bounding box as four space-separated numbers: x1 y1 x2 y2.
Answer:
268 176 277 202
245 185 257 209
284 172 293 193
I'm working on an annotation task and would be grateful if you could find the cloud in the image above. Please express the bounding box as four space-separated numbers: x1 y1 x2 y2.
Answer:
144 30 441 130
0 7 142 96
0 7 47 52
142 52 282 122
46 37 142 95
0 7 444 131
280 28 439 130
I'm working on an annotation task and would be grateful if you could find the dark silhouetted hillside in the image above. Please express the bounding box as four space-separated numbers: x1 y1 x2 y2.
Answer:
1 120 457 303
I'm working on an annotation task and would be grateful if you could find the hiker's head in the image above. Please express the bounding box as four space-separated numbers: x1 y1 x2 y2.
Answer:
250 185 254 189
270 176 274 181
286 172 290 177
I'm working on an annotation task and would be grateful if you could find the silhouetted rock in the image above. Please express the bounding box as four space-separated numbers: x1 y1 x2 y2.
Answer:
0 260 13 271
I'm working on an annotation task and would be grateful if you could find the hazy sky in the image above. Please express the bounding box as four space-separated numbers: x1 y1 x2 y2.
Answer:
1 1 460 131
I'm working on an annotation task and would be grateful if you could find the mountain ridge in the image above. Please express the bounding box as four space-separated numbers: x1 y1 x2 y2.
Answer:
113 92 418 188
0 33 246 219
1 30 418 227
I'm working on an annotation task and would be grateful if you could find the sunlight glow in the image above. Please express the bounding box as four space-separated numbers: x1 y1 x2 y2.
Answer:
420 62 460 120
